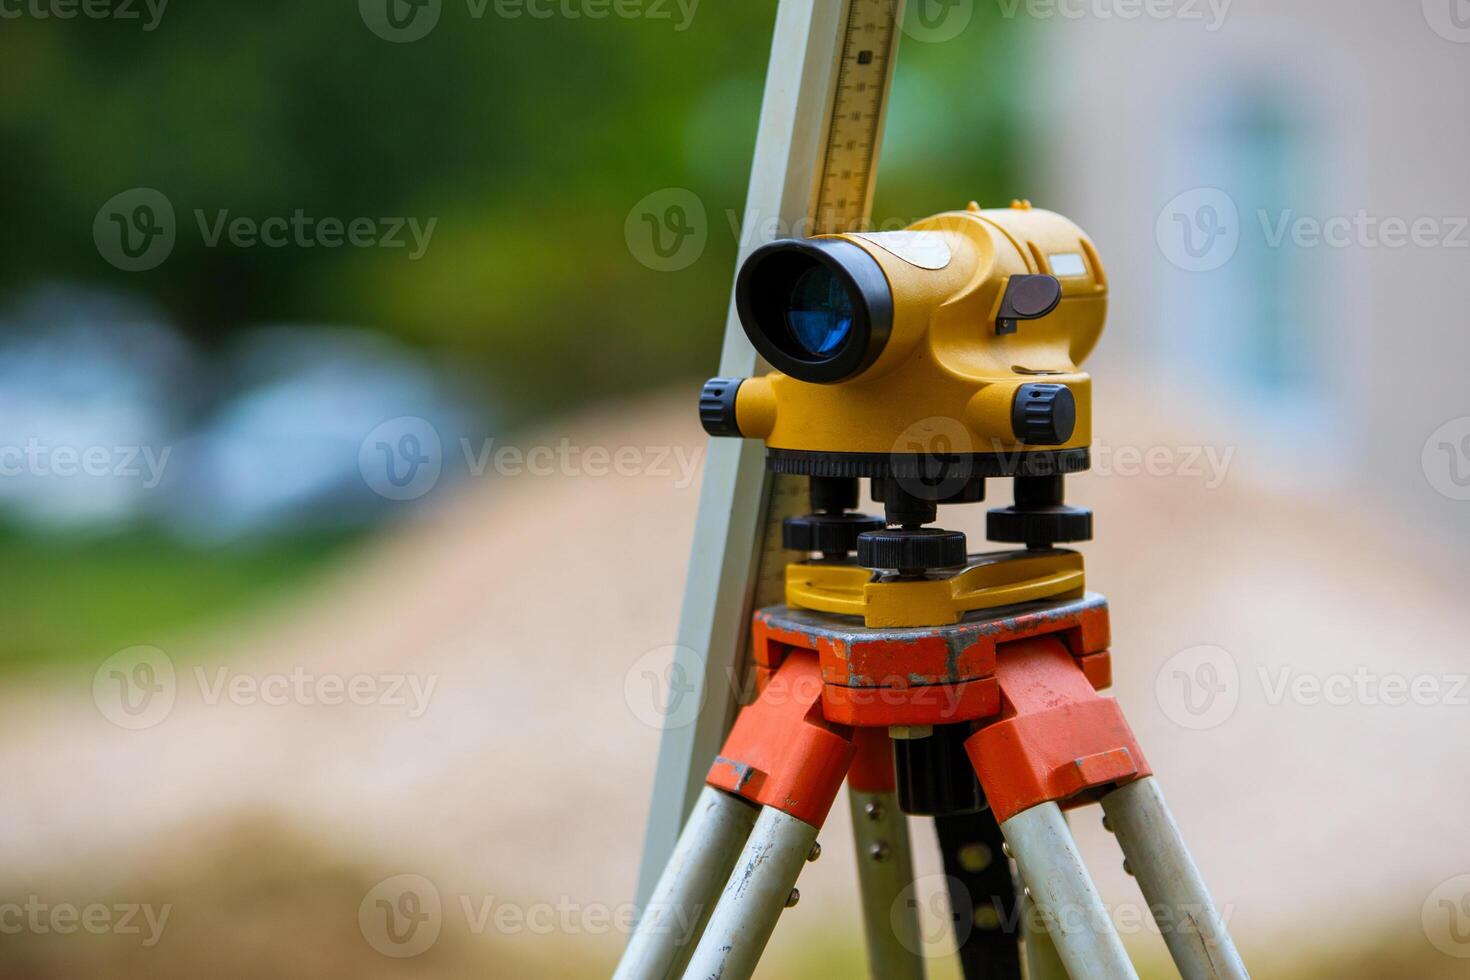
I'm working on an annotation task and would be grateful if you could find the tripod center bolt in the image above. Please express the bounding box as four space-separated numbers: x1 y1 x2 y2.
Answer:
1012 383 1077 446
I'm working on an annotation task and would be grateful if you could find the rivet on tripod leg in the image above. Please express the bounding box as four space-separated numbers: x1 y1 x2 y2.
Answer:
1123 859 1134 877
808 842 822 862
863 801 884 820
868 841 891 862
1002 842 1014 860
785 889 801 909
1102 814 1113 833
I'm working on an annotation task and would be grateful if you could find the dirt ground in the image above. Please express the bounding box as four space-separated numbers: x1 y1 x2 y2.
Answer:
2 383 1468 977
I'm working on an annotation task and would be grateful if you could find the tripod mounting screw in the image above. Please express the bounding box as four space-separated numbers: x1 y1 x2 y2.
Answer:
858 529 967 574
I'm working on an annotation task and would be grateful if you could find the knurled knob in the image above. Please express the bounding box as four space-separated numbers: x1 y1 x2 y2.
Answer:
857 528 968 572
700 377 744 438
784 514 886 556
1012 383 1077 446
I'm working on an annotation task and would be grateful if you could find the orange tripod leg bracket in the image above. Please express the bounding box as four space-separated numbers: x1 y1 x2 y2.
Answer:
967 635 1151 825
706 651 857 829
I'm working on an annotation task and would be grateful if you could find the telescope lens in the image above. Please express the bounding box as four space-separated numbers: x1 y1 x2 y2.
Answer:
735 238 893 384
787 266 854 357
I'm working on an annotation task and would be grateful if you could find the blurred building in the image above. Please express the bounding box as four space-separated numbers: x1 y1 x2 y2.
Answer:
1030 0 1470 554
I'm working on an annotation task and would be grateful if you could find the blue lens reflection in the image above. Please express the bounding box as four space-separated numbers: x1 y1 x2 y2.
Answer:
786 266 853 357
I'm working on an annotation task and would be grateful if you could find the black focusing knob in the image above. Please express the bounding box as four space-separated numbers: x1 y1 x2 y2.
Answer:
699 378 744 438
1012 383 1077 446
857 528 968 573
784 514 885 557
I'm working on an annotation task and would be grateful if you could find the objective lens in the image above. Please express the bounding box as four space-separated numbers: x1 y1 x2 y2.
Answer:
786 266 854 357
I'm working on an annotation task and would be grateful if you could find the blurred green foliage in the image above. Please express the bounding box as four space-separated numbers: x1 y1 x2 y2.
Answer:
0 0 1033 424
0 526 361 669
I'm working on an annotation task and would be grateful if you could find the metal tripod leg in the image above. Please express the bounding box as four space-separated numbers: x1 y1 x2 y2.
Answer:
850 789 925 980
681 806 819 980
1019 887 1069 980
1001 803 1138 980
1101 778 1248 980
616 787 760 980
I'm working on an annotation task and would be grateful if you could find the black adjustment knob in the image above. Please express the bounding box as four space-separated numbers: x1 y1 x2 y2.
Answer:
784 514 885 557
699 378 744 438
857 528 968 573
1012 383 1077 446
996 274 1063 335
987 507 1093 547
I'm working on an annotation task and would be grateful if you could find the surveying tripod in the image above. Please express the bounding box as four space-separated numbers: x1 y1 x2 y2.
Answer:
618 3 1249 978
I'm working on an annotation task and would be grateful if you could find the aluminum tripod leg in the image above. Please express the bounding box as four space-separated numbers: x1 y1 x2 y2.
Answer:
849 789 925 980
681 806 818 980
1001 803 1138 980
1020 887 1069 980
1101 778 1248 980
616 787 760 980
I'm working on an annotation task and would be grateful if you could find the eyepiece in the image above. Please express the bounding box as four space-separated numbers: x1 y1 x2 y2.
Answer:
735 238 893 384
